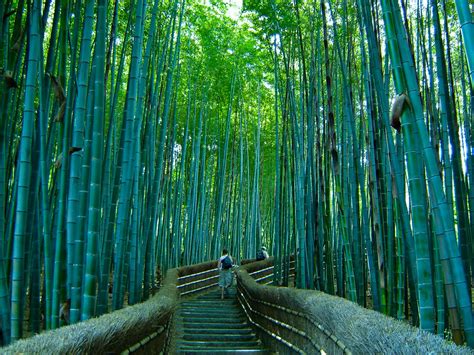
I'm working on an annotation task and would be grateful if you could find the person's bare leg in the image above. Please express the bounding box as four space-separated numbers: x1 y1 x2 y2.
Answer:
221 287 224 299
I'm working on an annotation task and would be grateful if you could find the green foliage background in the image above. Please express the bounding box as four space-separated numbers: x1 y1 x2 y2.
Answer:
0 0 473 348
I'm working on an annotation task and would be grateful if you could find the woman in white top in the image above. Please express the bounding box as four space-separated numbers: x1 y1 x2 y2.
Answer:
218 248 233 299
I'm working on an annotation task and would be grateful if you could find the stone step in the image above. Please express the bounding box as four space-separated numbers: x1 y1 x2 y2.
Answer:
178 306 242 312
176 309 242 320
198 292 237 299
175 340 262 348
176 327 254 335
172 287 268 354
181 299 239 308
178 316 247 323
197 295 237 300
177 321 251 329
181 333 257 342
181 299 239 304
178 309 242 317
176 347 271 354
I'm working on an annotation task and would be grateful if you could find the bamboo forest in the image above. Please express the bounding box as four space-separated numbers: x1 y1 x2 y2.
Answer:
1 0 474 349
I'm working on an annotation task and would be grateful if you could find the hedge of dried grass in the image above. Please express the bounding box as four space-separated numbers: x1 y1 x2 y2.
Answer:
2 268 179 354
177 260 217 278
237 260 472 354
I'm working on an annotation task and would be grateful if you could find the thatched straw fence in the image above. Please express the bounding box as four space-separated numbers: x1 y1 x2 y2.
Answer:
1 258 243 354
1 269 182 354
237 258 473 354
3 257 472 354
176 260 219 296
1 259 242 354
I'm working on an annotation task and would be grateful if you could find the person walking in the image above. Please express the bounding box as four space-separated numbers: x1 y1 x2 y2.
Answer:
256 246 269 261
218 249 233 299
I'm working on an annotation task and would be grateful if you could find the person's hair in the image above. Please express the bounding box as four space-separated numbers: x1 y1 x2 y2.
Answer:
222 248 228 255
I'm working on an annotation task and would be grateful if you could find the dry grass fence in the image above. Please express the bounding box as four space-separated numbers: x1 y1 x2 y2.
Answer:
237 259 473 354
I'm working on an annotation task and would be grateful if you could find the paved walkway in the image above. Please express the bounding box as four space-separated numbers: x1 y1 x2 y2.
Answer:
173 287 270 353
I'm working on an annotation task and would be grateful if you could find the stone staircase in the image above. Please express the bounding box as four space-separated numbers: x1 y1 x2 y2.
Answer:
173 287 270 354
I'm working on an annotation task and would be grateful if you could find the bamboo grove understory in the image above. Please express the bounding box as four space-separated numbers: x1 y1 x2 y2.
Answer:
0 0 473 348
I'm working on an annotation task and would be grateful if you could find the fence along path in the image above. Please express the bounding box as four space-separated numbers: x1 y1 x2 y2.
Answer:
2 258 470 354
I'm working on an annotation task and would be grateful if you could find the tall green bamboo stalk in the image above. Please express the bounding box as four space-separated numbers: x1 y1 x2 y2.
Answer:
10 0 41 340
82 0 107 320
